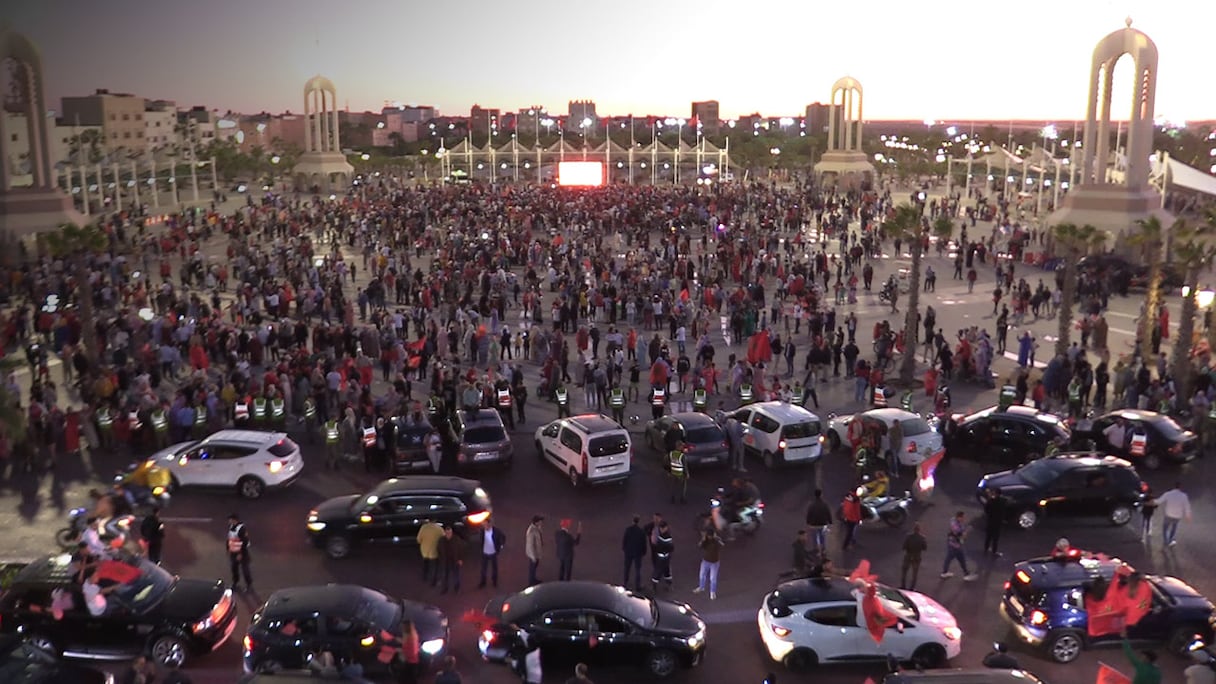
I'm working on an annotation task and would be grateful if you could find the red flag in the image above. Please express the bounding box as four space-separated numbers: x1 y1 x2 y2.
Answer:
1086 590 1123 637
407 336 427 352
1095 662 1132 684
1115 577 1153 627
460 609 497 630
848 559 877 584
861 584 899 643
95 560 140 585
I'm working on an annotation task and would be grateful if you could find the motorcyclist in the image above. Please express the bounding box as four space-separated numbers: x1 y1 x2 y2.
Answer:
719 477 758 524
860 471 889 500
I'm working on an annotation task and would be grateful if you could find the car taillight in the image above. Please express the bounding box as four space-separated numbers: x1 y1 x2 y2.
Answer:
582 453 588 472
907 441 917 453
266 459 286 473
482 629 495 643
1170 443 1182 454
1030 610 1048 626
777 439 787 450
1003 581 1010 590
243 635 254 652
1141 482 1150 492
1016 570 1031 584
684 443 694 451
466 510 490 525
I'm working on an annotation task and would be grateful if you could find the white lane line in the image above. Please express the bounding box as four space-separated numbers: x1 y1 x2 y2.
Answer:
1003 351 1047 369
1109 327 1137 336
161 517 214 523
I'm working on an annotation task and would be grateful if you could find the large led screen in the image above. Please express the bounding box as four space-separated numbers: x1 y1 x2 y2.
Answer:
557 161 604 187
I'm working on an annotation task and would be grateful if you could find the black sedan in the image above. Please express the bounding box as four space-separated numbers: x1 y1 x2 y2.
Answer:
0 554 236 669
478 581 706 678
944 405 1071 464
243 584 448 676
1071 409 1198 470
976 453 1147 530
0 635 108 684
644 413 730 466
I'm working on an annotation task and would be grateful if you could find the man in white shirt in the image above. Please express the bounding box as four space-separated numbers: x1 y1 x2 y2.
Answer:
1157 482 1192 547
1103 419 1127 452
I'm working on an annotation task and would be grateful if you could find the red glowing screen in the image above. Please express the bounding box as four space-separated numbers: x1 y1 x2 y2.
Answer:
557 162 604 187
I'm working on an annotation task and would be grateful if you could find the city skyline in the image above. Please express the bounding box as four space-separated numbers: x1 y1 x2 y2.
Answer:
7 0 1215 123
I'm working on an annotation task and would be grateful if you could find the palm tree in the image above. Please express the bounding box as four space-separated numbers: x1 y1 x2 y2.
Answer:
1168 221 1216 396
1051 223 1105 356
1128 216 1166 361
41 223 109 368
881 204 954 384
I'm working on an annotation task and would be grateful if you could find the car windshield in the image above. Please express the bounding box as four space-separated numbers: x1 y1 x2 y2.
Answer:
464 426 506 444
358 592 403 632
899 417 931 437
589 434 629 457
1014 459 1058 488
617 593 657 627
781 421 821 439
268 438 298 457
684 427 724 444
111 559 176 614
1150 416 1189 440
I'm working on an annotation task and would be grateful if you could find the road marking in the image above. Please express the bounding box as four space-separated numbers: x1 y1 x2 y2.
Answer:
1003 351 1046 369
699 607 762 624
161 517 214 524
1107 311 1136 320
1109 327 1137 336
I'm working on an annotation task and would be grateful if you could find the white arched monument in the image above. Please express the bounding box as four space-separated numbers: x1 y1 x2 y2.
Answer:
813 77 875 190
292 75 353 192
0 29 84 250
1047 19 1173 238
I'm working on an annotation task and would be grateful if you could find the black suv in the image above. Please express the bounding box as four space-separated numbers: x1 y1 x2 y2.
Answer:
0 554 236 668
0 635 108 684
945 406 1072 464
243 584 448 676
975 453 1147 530
306 476 492 560
1072 409 1199 470
1001 554 1215 663
478 581 706 679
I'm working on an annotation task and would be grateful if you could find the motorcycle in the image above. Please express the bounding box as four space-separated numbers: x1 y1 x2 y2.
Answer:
55 508 134 551
114 459 173 511
708 487 764 536
878 286 895 304
857 487 912 527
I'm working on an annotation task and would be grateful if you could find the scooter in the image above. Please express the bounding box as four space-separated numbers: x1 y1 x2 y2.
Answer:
114 460 173 511
54 508 134 550
857 487 912 527
709 488 764 536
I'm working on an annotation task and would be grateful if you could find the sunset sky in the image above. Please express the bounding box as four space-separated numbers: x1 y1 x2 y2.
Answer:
8 0 1213 122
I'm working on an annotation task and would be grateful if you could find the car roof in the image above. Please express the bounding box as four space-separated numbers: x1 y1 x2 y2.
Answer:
770 577 859 605
368 476 483 497
7 553 93 587
564 415 627 434
202 430 289 446
739 401 820 422
1042 452 1135 470
1011 554 1124 590
1100 409 1168 424
457 410 504 427
667 413 720 429
261 585 392 620
968 405 1061 423
500 581 635 622
856 408 920 423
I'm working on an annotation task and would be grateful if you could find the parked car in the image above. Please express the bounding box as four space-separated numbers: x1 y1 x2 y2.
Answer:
1071 409 1199 470
534 415 632 487
306 476 492 559
391 420 440 474
453 409 513 469
975 453 1147 529
643 413 729 466
825 408 943 466
727 401 824 468
0 635 109 684
0 553 236 669
478 581 705 679
243 584 448 675
759 577 961 671
944 406 1071 465
149 430 304 499
1001 553 1215 663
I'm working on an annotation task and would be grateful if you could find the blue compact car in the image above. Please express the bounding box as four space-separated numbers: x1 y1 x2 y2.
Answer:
1000 553 1215 663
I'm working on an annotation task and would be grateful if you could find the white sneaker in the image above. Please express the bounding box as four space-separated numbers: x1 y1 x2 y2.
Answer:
710 592 717 600
692 587 704 594
940 572 954 579
963 574 979 582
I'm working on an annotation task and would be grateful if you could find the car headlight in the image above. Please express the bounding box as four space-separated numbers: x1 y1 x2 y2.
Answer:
942 626 962 641
421 638 445 655
685 627 705 649
306 521 326 532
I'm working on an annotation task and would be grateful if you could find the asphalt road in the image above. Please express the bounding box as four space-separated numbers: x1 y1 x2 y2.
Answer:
1 198 1209 684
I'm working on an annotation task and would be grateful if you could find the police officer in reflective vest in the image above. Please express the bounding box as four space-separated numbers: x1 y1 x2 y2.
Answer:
667 446 688 504
555 383 571 419
252 393 269 426
1128 427 1148 459
96 405 114 451
270 393 286 430
650 385 667 420
226 514 253 591
495 381 515 431
692 386 708 413
872 384 888 408
362 418 378 472
739 383 754 406
901 390 914 413
998 383 1016 411
854 444 871 479
324 417 341 469
302 397 318 443
233 396 251 427
150 405 170 449
609 384 626 425
193 404 208 439
1066 377 1083 418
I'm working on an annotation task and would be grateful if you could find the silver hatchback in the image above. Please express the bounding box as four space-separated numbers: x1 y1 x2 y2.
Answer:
455 409 514 469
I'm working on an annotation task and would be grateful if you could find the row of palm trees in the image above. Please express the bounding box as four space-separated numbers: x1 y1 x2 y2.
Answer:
881 207 1216 393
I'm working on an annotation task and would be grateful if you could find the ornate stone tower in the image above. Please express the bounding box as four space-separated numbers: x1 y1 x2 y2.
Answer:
0 29 84 251
292 75 353 192
813 76 875 190
1047 19 1173 239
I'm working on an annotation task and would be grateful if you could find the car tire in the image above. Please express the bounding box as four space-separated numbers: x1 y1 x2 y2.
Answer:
782 647 818 672
151 633 189 669
1142 453 1162 471
237 476 265 499
644 647 679 678
827 432 841 453
1016 509 1039 530
911 643 947 669
569 467 581 488
325 535 352 560
763 450 776 468
1046 630 1084 663
1109 504 1133 526
25 632 59 656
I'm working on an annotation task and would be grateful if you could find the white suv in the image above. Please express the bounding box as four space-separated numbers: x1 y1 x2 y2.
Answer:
534 414 632 487
152 430 304 499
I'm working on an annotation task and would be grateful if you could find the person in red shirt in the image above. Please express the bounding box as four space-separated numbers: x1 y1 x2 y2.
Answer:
840 492 863 551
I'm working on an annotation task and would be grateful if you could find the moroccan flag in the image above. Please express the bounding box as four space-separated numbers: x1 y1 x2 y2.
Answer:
861 583 899 643
1086 590 1123 637
95 560 140 585
848 559 877 585
1115 576 1153 627
1095 662 1131 684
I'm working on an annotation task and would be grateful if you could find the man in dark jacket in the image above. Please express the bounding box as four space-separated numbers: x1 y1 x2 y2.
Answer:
140 507 165 565
621 515 648 592
478 518 506 589
982 487 1006 557
804 489 833 553
555 519 582 581
437 525 463 594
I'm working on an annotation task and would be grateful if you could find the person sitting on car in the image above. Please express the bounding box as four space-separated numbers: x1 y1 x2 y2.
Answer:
82 570 122 616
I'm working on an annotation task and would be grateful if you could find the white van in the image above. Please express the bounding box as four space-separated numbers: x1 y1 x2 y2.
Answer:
728 401 824 468
534 414 632 487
